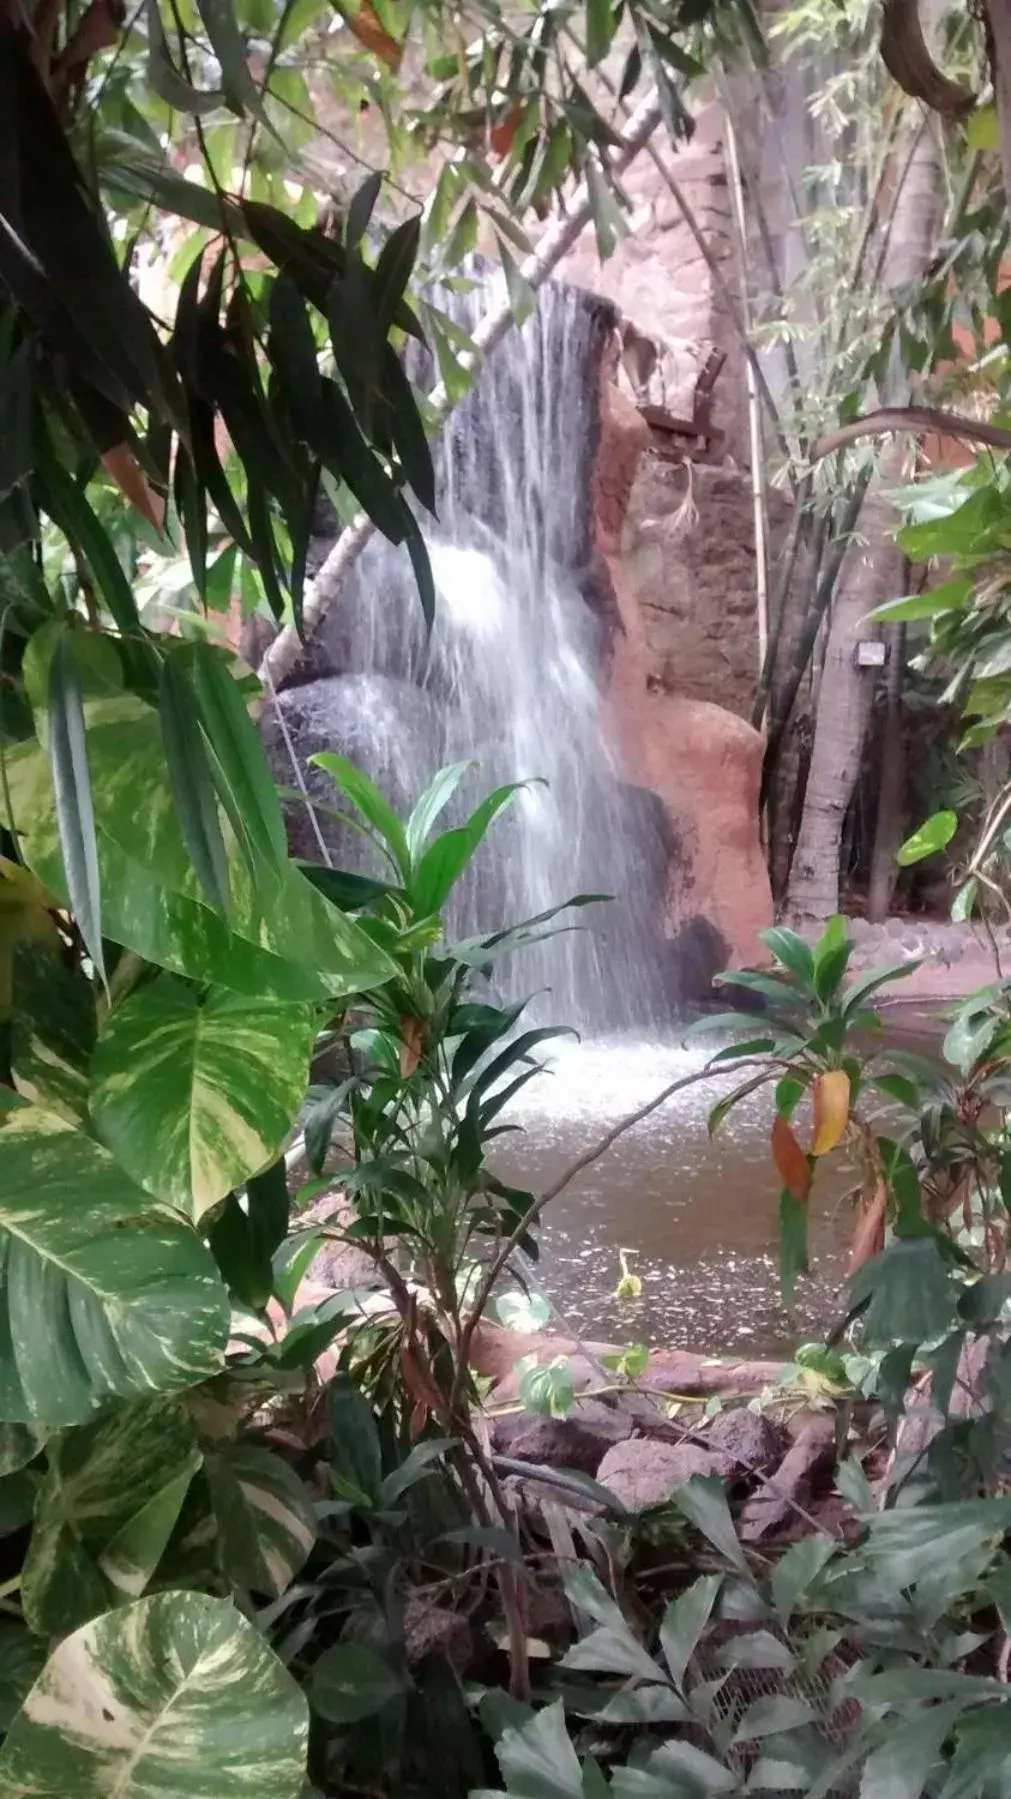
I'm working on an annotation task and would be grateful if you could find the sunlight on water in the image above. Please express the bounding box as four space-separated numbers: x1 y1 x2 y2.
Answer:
497 1035 854 1359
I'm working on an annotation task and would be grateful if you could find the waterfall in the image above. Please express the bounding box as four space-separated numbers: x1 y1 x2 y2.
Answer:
263 275 674 1033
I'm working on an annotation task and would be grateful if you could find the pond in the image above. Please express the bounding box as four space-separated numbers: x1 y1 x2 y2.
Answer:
496 1020 938 1360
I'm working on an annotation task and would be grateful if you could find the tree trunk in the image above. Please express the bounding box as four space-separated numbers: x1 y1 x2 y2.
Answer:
786 120 942 923
867 621 907 921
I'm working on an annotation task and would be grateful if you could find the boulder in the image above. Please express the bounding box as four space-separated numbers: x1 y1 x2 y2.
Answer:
490 1400 633 1475
737 1414 837 1542
703 1408 786 1480
596 1439 718 1510
403 1599 474 1673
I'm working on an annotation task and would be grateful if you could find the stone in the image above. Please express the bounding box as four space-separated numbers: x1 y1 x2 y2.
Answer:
596 1438 718 1510
490 1400 634 1475
703 1408 786 1480
403 1599 474 1673
737 1414 837 1542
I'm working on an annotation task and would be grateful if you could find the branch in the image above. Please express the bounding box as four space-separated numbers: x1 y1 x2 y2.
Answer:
810 406 1011 461
257 90 662 690
880 0 976 118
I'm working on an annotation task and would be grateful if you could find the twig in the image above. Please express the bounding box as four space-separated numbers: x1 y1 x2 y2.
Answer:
811 406 1011 461
257 90 663 690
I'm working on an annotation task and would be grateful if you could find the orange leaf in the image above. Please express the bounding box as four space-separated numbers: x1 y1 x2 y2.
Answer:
810 1068 851 1156
399 1017 425 1078
344 1 402 71
848 1179 887 1275
490 103 523 159
771 1113 811 1202
101 444 165 533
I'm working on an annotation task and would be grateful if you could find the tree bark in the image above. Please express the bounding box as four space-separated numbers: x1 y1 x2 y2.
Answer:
786 119 942 923
867 620 907 921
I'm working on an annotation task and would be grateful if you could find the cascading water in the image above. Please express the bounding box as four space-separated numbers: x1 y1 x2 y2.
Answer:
263 274 674 1032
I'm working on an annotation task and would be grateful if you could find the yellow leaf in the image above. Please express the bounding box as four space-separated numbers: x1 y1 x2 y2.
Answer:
0 860 61 1019
771 1113 811 1202
101 445 166 533
810 1069 851 1157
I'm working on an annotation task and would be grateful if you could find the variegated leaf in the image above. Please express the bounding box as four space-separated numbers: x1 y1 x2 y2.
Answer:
208 1444 316 1597
0 1625 44 1733
0 1590 309 1798
0 859 60 1021
0 1423 48 1477
11 945 95 1125
5 698 395 1000
91 975 314 1216
0 1101 229 1425
23 1401 202 1635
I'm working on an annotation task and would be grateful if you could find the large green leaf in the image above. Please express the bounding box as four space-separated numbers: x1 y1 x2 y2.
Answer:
0 1590 309 1798
207 1443 316 1597
22 1401 201 1635
5 716 395 999
90 975 314 1216
10 944 94 1126
0 1102 228 1424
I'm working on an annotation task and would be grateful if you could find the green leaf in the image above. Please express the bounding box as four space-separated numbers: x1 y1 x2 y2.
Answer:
90 974 314 1218
731 1695 815 1743
0 1626 44 1734
585 0 615 66
0 1590 308 1798
207 1444 316 1597
38 453 142 640
11 944 94 1125
560 1624 662 1683
326 1374 382 1506
47 632 104 981
309 752 410 878
195 0 267 118
190 646 289 876
673 1476 749 1576
850 1236 958 1349
871 577 972 623
585 158 624 260
0 1102 228 1425
762 926 815 988
896 809 958 866
159 656 231 918
494 1701 584 1799
770 1536 836 1625
405 761 473 864
22 1400 201 1633
860 1709 958 1799
310 1643 403 1725
646 1741 738 1793
780 1187 809 1310
660 1574 722 1689
411 782 524 916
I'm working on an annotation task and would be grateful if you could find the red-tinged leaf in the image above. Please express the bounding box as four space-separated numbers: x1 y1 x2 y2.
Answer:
849 1181 887 1277
342 0 402 69
810 1068 850 1157
399 1017 425 1078
490 104 523 158
102 444 166 533
771 1113 811 1202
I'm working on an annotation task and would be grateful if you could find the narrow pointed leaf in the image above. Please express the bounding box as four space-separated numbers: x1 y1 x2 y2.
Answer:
159 656 231 917
47 633 104 980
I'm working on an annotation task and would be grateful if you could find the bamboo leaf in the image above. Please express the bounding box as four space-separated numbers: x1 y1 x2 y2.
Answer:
47 633 104 980
159 655 232 917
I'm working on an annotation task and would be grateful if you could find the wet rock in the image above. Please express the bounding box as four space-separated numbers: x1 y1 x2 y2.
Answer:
596 1439 718 1510
704 1408 786 1480
490 1400 633 1475
403 1599 474 1673
737 1414 837 1542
